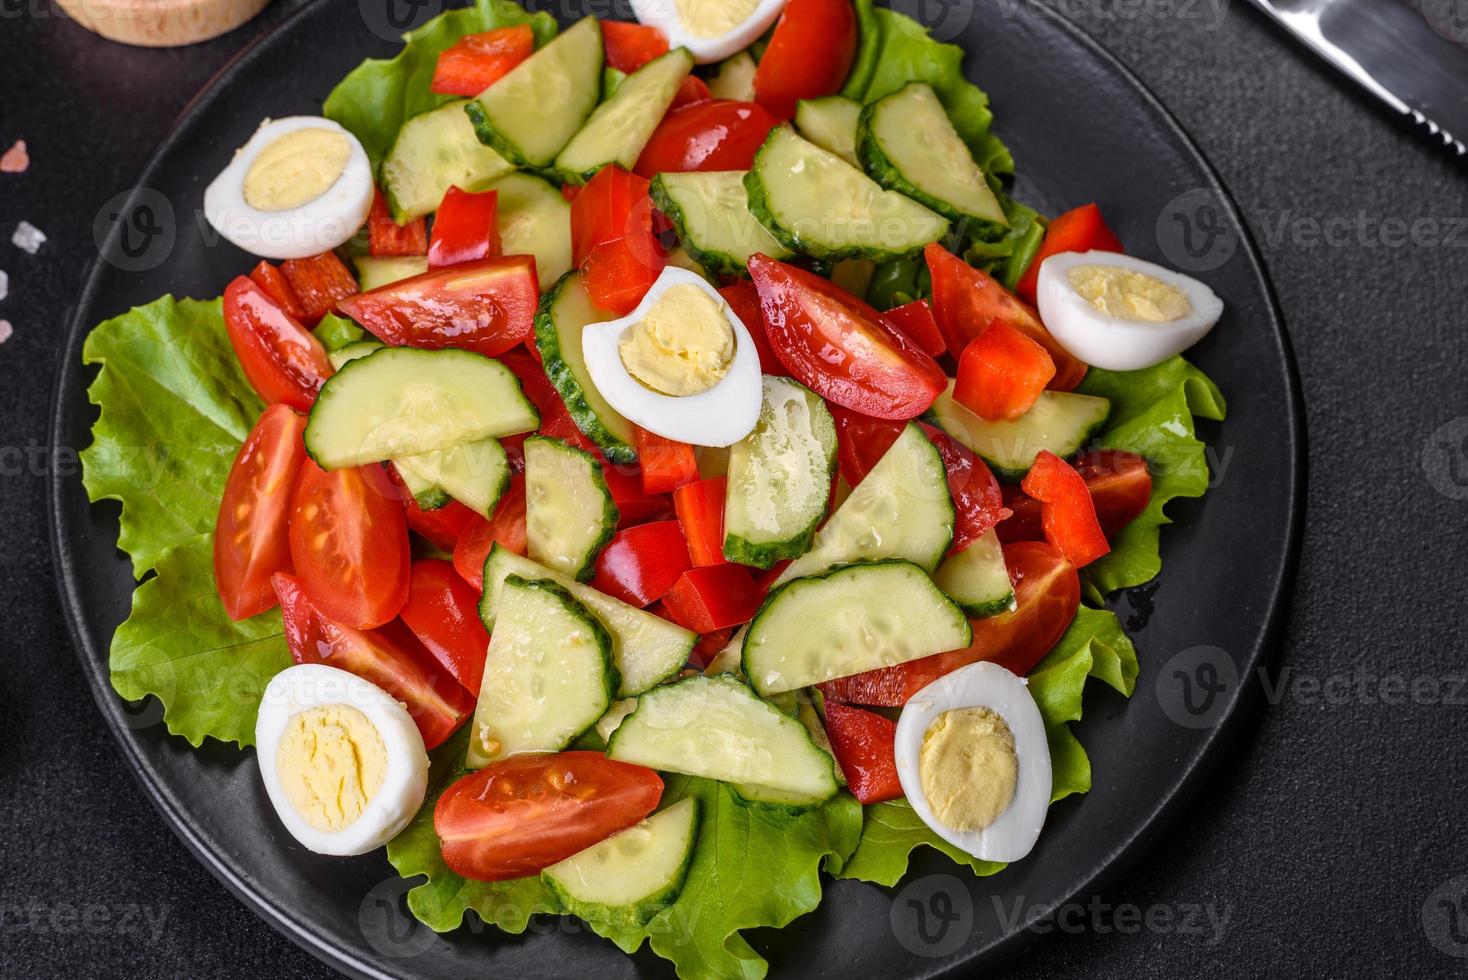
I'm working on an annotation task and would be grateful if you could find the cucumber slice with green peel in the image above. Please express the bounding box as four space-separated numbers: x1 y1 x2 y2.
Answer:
708 51 757 101
794 95 862 167
466 17 604 169
933 528 1014 618
606 675 840 805
929 382 1112 480
743 560 973 697
394 461 450 511
479 546 695 696
490 172 573 287
775 422 952 585
524 435 618 581
593 698 638 744
380 100 514 222
555 48 695 184
353 256 428 292
723 376 838 568
665 245 715 283
466 575 617 768
303 348 539 469
326 340 383 370
745 127 949 262
857 82 1008 230
535 273 638 465
650 171 792 277
393 437 511 519
541 798 699 930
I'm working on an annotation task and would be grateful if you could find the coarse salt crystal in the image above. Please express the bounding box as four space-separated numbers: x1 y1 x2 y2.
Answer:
0 269 7 302
0 320 12 344
0 140 27 173
12 221 45 254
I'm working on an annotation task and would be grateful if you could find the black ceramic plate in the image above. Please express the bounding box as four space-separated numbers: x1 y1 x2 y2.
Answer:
49 1 1303 976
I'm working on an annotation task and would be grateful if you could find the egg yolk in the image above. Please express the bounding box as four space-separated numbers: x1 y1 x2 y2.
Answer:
275 704 387 833
243 128 351 213
618 284 736 396
1067 264 1192 323
673 0 761 37
918 707 1018 833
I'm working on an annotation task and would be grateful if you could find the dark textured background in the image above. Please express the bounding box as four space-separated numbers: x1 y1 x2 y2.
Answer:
2 0 1466 976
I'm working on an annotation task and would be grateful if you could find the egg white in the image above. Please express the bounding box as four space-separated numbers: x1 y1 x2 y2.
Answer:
1035 250 1224 372
894 661 1052 863
581 266 762 447
203 116 374 261
255 663 429 856
627 0 788 64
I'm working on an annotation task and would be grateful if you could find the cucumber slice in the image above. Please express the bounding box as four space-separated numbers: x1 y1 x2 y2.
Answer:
665 245 715 283
929 381 1112 480
466 575 616 768
650 171 792 277
381 100 514 221
555 48 695 184
479 546 695 695
542 798 699 930
743 560 972 697
303 348 539 469
933 528 1014 618
708 51 757 101
393 459 451 511
858 82 1007 230
794 95 862 167
745 127 948 262
490 172 573 287
326 340 382 370
466 17 603 169
775 422 952 584
524 435 617 581
353 256 428 292
723 376 837 568
535 273 638 465
606 675 839 805
393 437 510 519
593 698 638 744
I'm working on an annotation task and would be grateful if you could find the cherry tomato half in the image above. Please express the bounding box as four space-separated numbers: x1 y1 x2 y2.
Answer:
221 276 333 412
753 0 858 120
399 559 491 695
634 100 779 178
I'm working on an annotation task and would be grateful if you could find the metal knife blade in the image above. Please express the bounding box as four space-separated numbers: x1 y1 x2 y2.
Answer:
1246 0 1468 159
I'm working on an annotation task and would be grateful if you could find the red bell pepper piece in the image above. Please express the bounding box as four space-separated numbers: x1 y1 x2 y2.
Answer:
822 702 903 803
428 186 501 269
634 100 779 177
583 238 665 316
717 280 786 376
918 423 1010 555
634 426 699 495
924 243 1087 391
451 474 528 590
661 563 764 633
670 74 712 109
399 559 493 695
368 188 428 257
222 276 334 412
1019 451 1111 567
430 25 535 98
1015 202 1122 304
248 260 308 321
672 476 728 567
497 349 595 455
571 165 664 316
592 520 693 607
386 464 479 552
830 406 904 488
280 251 359 326
999 450 1150 543
601 20 669 72
753 0 858 120
597 459 672 527
882 299 945 358
688 627 734 670
953 319 1056 422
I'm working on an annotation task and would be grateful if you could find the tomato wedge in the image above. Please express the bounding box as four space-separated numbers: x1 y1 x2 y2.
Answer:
747 254 945 419
822 702 903 804
430 26 535 98
213 405 307 620
999 450 1151 543
435 752 663 881
272 572 474 749
919 422 1010 554
399 559 492 695
1015 202 1122 304
753 0 858 119
222 276 333 412
600 19 668 72
336 255 538 357
670 74 712 109
717 280 786 376
288 458 410 629
820 541 1079 705
830 406 904 487
634 100 779 177
452 474 528 589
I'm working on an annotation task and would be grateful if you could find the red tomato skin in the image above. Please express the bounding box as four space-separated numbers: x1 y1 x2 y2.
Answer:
222 276 333 412
452 474 528 590
287 458 411 629
747 254 945 420
753 0 858 119
368 188 428 257
918 423 1010 554
1020 451 1111 567
1073 450 1152 536
435 752 663 881
822 703 903 804
882 299 946 357
600 20 668 72
427 187 502 269
499 349 598 455
214 405 307 620
1015 202 1122 304
953 319 1056 422
717 281 787 376
670 74 712 109
248 261 308 320
400 559 491 695
279 252 359 326
830 406 905 488
592 521 693 607
634 100 779 177
430 26 535 98
660 563 764 633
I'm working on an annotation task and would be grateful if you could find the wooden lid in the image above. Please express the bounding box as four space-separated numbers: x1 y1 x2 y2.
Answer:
56 0 272 47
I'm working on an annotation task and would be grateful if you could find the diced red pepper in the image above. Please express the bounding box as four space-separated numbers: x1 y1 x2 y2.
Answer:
452 474 528 589
592 520 693 607
1020 451 1110 567
953 319 1056 422
498 349 596 456
249 260 308 321
670 74 712 109
999 450 1151 543
753 0 858 120
822 702 903 803
1015 202 1122 304
430 25 535 98
717 280 786 376
672 476 728 566
661 563 764 633
919 423 1010 555
635 100 779 177
368 188 428 257
583 238 665 316
428 186 502 269
634 426 699 495
399 559 492 695
571 165 664 316
600 19 668 73
688 627 734 669
599 461 672 527
882 299 945 358
280 251 359 326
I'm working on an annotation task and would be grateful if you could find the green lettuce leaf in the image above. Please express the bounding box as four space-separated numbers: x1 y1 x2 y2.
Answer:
323 0 558 170
81 296 262 577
